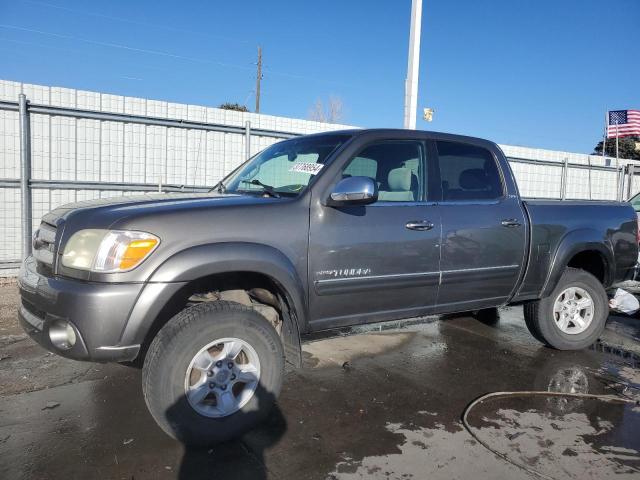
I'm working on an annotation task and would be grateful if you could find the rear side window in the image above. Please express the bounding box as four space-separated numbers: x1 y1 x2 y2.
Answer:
436 141 503 201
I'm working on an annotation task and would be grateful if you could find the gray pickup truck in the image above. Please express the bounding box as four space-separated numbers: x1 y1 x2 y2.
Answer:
18 129 638 445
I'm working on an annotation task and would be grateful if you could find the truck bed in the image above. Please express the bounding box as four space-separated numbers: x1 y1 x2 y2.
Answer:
513 199 638 301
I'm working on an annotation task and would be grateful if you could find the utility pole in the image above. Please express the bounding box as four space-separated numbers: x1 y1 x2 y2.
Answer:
403 0 423 129
255 46 262 113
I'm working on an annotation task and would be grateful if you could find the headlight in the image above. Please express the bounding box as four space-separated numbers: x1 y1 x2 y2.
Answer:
62 229 160 272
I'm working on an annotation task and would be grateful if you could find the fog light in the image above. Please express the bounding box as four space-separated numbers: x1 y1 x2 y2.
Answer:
49 320 77 350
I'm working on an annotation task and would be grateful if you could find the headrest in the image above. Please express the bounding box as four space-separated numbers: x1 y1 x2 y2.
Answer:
388 167 413 191
459 169 487 190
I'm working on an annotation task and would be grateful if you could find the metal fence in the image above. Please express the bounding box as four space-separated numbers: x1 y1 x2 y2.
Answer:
507 155 631 201
1 83 639 275
0 86 351 273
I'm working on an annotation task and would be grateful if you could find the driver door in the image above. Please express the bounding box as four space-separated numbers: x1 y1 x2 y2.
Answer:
307 139 442 330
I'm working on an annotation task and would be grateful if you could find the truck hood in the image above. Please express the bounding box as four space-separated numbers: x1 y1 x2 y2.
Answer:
41 191 280 227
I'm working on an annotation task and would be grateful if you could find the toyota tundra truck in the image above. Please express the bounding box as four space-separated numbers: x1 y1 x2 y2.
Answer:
18 129 638 445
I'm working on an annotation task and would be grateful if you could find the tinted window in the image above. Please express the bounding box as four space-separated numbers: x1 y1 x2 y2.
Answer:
344 156 377 179
342 141 425 202
436 141 503 201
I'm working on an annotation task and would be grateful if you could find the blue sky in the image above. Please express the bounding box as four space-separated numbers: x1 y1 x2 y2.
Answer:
0 0 638 153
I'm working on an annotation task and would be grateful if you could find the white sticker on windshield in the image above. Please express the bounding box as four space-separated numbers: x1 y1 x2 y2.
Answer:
289 163 324 175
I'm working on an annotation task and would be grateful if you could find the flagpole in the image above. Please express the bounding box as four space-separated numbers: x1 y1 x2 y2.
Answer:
616 123 619 168
603 110 608 160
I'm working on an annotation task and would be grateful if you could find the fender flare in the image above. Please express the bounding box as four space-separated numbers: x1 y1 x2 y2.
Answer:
120 242 307 365
540 228 614 298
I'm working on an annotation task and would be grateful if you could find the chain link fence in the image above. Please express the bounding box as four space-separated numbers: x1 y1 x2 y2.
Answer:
507 155 631 201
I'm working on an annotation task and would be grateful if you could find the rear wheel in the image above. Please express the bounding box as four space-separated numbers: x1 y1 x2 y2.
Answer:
142 301 284 446
523 268 607 350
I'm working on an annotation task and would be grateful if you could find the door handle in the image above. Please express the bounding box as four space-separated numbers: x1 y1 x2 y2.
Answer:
406 220 434 231
501 218 522 228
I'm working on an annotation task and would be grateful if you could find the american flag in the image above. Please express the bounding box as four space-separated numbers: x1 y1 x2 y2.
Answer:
607 110 640 138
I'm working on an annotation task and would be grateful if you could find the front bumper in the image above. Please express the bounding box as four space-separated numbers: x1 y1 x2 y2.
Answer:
18 256 144 362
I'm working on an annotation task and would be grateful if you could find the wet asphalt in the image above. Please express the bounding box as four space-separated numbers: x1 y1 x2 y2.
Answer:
1 293 640 479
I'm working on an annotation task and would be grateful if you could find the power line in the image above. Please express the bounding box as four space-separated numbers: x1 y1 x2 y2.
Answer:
0 39 292 108
0 23 352 88
0 23 255 71
0 36 161 73
17 0 253 46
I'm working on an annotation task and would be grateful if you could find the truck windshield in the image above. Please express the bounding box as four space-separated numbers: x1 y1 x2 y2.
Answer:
223 134 351 197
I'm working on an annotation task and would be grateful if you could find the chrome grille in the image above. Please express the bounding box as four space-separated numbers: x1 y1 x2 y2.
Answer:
32 222 57 266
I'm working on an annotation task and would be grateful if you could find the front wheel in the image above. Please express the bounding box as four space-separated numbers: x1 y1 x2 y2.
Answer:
142 301 284 446
523 268 608 350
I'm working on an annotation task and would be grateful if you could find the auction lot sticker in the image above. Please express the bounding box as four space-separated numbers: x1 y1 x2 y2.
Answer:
289 163 324 175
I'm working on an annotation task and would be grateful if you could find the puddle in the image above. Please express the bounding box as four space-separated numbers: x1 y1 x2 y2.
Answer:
303 332 414 368
466 394 640 479
613 366 640 387
590 341 640 364
596 358 640 404
328 421 530 479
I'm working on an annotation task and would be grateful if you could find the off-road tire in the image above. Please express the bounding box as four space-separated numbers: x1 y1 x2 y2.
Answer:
142 301 284 446
523 268 607 350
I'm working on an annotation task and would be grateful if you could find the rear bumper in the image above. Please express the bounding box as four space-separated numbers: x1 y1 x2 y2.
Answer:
18 256 144 362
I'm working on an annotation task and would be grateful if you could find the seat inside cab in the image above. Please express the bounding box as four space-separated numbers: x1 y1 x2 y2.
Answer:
378 167 419 201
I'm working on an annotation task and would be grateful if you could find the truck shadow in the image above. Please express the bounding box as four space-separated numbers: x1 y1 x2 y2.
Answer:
439 307 501 326
165 384 287 480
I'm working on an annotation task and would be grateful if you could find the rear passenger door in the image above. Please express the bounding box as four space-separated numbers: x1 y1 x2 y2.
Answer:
435 140 527 311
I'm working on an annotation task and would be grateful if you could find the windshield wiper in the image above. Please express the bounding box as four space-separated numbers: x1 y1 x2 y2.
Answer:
208 180 226 193
240 180 281 198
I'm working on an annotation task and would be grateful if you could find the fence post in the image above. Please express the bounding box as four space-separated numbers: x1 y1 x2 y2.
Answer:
18 93 32 259
626 164 635 200
560 157 568 199
245 120 251 160
616 166 625 201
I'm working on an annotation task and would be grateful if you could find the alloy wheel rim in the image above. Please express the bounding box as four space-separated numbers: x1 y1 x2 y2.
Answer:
184 337 261 418
552 287 594 335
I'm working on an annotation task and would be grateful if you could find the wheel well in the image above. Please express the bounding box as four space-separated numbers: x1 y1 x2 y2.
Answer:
135 271 302 367
567 250 607 284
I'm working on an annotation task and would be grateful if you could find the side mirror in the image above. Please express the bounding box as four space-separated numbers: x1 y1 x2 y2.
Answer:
327 176 378 206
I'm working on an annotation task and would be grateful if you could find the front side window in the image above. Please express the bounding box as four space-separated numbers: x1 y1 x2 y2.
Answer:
436 141 503 201
342 141 426 202
224 134 351 197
